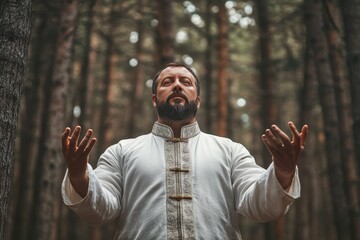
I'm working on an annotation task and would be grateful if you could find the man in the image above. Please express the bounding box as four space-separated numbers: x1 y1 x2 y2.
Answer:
61 62 308 239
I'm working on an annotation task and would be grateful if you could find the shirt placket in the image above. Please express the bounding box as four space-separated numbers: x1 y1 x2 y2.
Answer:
165 138 195 240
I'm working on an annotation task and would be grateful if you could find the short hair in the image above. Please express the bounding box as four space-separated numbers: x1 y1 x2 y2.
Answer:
152 62 201 96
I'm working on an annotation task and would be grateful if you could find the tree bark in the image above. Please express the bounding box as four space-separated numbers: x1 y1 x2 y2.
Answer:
216 1 228 137
305 0 352 239
156 0 175 66
0 1 32 239
97 0 117 156
254 0 277 166
324 0 360 238
32 1 78 239
76 0 98 128
295 27 320 240
127 0 145 137
11 7 59 240
339 0 360 175
204 0 214 133
254 1 281 239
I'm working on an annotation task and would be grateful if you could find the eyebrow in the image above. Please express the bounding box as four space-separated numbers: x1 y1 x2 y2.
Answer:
161 75 192 80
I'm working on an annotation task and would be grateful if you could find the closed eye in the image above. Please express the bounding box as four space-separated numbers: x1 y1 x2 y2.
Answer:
180 78 192 86
162 78 172 86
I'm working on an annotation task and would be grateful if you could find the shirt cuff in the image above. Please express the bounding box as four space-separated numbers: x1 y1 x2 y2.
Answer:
61 165 92 206
268 162 300 200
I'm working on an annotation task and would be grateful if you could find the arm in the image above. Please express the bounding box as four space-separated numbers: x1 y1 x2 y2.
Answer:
61 127 123 225
61 126 96 197
232 143 300 222
261 122 308 189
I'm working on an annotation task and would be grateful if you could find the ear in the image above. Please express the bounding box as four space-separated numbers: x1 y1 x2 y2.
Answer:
152 94 157 107
197 96 201 109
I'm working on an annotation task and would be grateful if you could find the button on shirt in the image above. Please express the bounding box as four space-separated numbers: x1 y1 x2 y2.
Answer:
62 122 300 240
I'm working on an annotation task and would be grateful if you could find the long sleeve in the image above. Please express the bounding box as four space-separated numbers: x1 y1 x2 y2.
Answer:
231 143 300 222
61 143 123 226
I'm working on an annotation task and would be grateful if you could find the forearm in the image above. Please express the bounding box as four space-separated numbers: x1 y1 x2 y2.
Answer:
236 164 300 222
62 165 122 225
274 167 295 190
69 173 89 198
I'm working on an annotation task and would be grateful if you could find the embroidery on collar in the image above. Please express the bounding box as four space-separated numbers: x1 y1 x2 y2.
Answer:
152 121 201 139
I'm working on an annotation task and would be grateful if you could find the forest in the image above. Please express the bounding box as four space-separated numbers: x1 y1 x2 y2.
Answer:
0 0 360 239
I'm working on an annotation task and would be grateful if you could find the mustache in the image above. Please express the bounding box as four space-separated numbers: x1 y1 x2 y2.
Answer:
166 92 188 103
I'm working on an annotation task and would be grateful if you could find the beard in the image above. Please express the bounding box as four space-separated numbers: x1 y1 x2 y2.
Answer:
156 99 198 121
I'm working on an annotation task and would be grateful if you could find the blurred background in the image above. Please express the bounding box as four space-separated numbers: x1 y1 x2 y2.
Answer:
2 0 360 239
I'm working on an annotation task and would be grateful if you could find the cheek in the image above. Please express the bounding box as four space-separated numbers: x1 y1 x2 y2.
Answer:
157 88 170 97
155 91 166 103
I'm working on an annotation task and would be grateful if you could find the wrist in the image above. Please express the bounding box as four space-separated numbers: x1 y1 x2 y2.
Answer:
275 168 295 190
69 172 89 198
69 173 88 185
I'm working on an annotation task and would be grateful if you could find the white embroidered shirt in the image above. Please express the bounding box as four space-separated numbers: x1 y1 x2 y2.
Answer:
62 122 300 240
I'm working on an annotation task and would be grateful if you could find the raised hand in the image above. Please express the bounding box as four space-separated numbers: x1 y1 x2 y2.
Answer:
61 126 97 197
261 122 308 189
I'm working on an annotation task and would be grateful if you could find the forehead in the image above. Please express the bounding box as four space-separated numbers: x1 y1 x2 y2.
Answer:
158 66 195 81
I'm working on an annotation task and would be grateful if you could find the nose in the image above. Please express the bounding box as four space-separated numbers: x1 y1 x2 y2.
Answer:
172 79 182 91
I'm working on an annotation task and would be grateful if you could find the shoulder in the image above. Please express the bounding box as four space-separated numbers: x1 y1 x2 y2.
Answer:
198 132 239 147
119 133 151 146
198 132 250 156
102 133 151 155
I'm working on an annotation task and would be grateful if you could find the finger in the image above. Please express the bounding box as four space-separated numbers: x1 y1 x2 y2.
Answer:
69 126 81 151
265 127 286 149
270 125 292 149
61 127 71 155
83 138 97 156
77 129 94 153
300 125 309 147
288 122 301 146
262 133 283 156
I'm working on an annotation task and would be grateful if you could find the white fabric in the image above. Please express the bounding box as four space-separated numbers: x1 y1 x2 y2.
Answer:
62 122 300 240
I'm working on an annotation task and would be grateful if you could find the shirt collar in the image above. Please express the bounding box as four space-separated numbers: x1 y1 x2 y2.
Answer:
152 121 201 139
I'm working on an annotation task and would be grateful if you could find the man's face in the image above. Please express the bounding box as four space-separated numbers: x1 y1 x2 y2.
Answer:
152 66 200 121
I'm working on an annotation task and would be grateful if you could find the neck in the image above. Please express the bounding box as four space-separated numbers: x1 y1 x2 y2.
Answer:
158 118 196 138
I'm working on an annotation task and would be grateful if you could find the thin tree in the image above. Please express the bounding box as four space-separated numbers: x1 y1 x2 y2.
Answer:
64 2 96 236
324 0 360 238
254 1 281 239
76 0 98 128
127 0 145 137
0 1 32 239
31 0 78 239
305 0 352 239
97 0 118 156
295 26 320 240
216 1 229 137
254 0 277 166
204 0 214 133
156 0 175 66
339 0 360 180
11 5 60 240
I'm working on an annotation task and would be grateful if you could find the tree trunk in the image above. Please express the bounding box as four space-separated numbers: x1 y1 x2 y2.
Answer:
127 0 145 137
216 1 228 137
32 1 78 239
97 0 117 156
295 28 320 240
0 1 32 239
305 0 352 239
204 0 214 133
63 0 98 236
254 1 280 239
324 0 360 238
339 0 360 175
156 0 175 66
11 8 59 240
76 0 98 128
254 0 277 166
